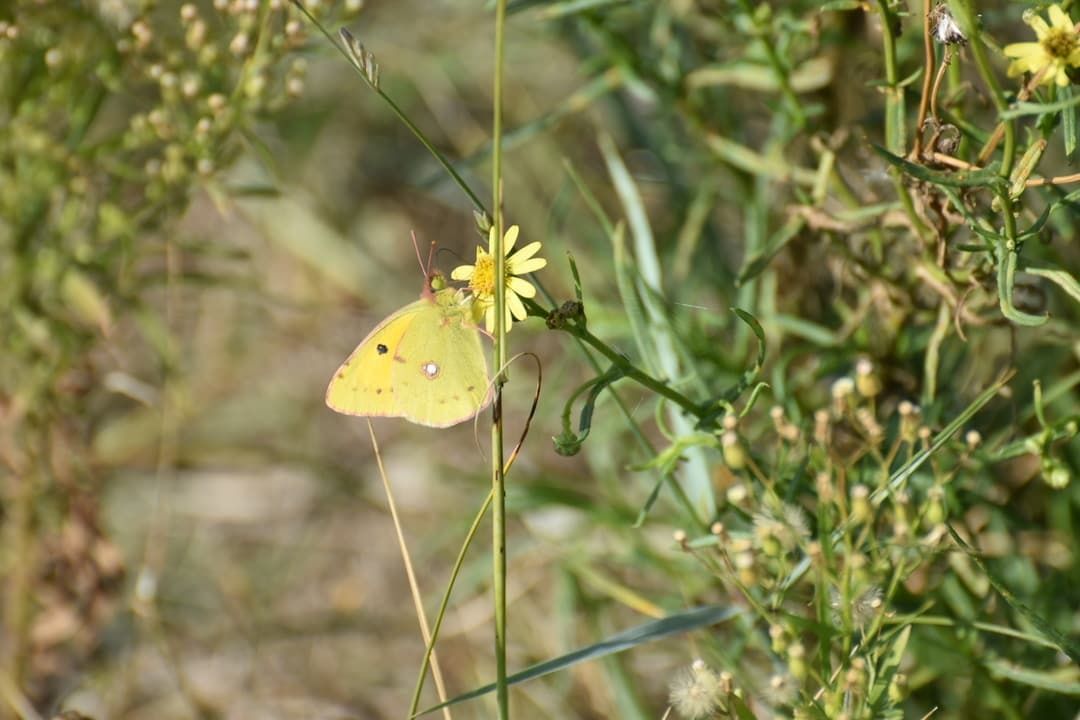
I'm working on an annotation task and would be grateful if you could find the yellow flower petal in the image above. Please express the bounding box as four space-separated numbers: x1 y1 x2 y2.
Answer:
507 292 527 322
1048 4 1072 31
1002 1 1080 87
509 240 543 263
1003 42 1042 58
508 276 536 298
503 224 520 253
1029 15 1051 39
459 223 545 333
511 256 547 274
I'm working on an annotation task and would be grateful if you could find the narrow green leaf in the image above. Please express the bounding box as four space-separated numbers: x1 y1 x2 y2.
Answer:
697 309 767 427
686 57 835 94
611 224 655 373
1025 265 1080 306
1019 203 1053 240
772 314 840 346
997 234 1049 327
820 0 863 10
553 365 625 456
985 658 1080 695
729 695 762 720
876 370 1014 499
833 201 902 223
1063 86 1078 159
989 422 1078 461
868 625 911 707
731 308 767 392
896 66 924 90
505 0 627 14
737 215 806 285
415 605 745 716
947 524 1080 664
938 186 999 245
872 145 1006 189
704 133 818 185
1000 90 1080 119
535 0 630 19
633 432 718 474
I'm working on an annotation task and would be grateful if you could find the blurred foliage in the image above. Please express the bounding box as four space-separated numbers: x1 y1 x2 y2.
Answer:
1 0 1079 719
0 0 354 710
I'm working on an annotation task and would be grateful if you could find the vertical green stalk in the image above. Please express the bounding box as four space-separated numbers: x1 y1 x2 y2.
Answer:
873 0 930 242
923 301 951 405
995 199 1047 326
491 1 509 718
958 0 1016 177
873 0 905 156
953 0 1044 326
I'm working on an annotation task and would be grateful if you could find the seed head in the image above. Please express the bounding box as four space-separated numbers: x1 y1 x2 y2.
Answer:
669 660 726 719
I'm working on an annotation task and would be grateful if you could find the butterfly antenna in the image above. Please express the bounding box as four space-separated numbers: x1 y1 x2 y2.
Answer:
409 230 436 277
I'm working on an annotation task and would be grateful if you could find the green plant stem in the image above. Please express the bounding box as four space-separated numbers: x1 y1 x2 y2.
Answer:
524 299 702 420
378 87 489 214
291 1 489 215
874 0 903 155
873 0 931 243
556 160 708 527
923 301 951 405
409 490 495 717
995 198 1048 326
967 28 1048 323
491 1 509 717
961 8 1017 178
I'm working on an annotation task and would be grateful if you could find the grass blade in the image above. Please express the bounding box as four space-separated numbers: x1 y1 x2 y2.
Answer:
416 604 744 716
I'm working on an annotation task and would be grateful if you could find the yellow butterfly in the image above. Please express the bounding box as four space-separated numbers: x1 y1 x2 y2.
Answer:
325 274 492 427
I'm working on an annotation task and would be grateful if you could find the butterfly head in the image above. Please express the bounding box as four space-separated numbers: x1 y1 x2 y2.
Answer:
425 271 449 295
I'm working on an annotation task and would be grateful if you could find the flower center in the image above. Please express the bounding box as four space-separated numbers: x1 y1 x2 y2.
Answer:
468 252 496 296
1043 27 1078 59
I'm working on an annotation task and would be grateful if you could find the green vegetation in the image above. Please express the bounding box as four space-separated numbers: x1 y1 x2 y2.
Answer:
1 1 1077 719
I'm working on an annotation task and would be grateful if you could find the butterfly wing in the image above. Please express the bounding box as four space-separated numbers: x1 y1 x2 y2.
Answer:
390 289 492 427
326 298 427 419
326 290 492 427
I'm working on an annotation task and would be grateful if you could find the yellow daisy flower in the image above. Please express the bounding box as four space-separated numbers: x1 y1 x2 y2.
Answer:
1003 4 1080 87
452 224 547 333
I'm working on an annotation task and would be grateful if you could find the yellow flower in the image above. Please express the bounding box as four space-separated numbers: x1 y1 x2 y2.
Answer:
451 224 547 332
1003 4 1080 87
